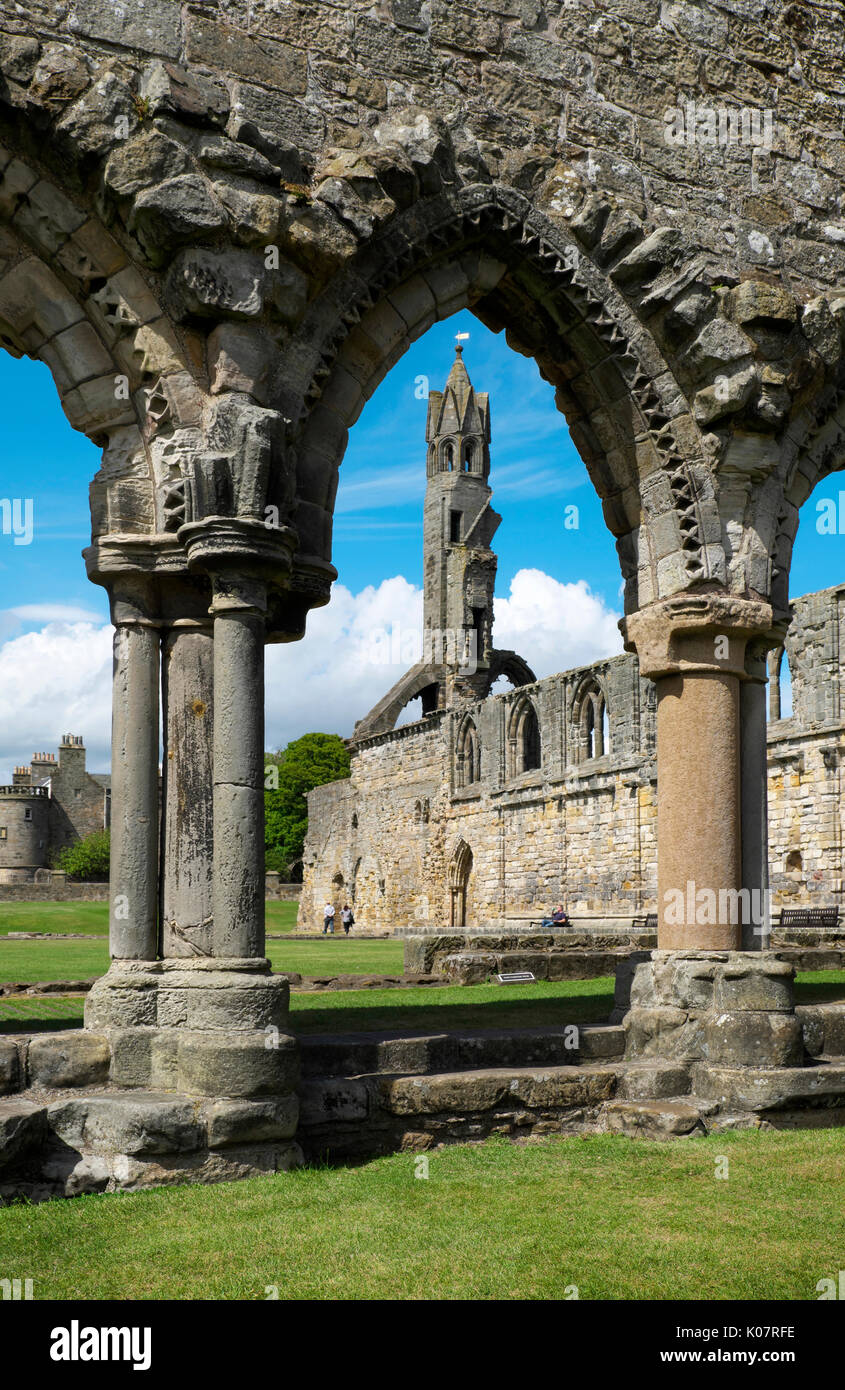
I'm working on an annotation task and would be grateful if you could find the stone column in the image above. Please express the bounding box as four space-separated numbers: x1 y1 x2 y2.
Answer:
210 574 267 959
109 605 160 960
740 639 772 950
623 595 772 951
161 621 214 957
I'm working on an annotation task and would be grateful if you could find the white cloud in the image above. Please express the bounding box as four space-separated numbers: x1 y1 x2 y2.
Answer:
0 571 623 778
0 621 113 781
6 604 104 624
493 569 623 678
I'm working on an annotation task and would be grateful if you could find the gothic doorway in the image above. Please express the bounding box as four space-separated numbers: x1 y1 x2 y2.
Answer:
449 840 473 929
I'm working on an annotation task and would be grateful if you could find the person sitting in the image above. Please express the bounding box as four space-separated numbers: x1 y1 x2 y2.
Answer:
540 904 570 927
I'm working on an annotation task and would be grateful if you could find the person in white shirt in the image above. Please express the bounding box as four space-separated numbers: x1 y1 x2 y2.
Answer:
322 902 336 935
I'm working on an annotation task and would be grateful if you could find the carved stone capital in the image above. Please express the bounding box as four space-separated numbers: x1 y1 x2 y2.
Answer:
621 592 774 680
178 515 296 604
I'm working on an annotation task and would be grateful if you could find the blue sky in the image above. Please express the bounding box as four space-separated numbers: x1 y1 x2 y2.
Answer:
0 316 842 774
0 311 840 620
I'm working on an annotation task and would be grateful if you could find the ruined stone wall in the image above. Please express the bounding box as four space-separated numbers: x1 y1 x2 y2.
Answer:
767 583 845 904
300 584 845 933
300 652 661 929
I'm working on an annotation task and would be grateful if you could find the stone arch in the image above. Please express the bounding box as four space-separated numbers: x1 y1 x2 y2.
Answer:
572 674 611 762
455 713 480 789
448 838 473 930
290 184 725 618
352 661 442 742
507 693 541 778
482 651 537 695
0 152 171 539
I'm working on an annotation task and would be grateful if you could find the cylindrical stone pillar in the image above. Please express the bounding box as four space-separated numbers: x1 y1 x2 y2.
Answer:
161 622 215 957
623 594 774 953
655 670 741 949
210 578 267 959
740 639 773 950
109 620 160 959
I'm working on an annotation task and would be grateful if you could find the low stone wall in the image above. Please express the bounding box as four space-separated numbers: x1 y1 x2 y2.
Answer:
405 931 657 980
0 878 301 903
0 880 108 902
406 931 845 982
264 876 302 901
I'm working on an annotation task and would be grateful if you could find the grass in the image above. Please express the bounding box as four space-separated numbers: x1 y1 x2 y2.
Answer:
0 901 109 935
289 976 615 1034
0 900 300 937
0 1129 843 1299
0 935 402 988
1 957 844 1037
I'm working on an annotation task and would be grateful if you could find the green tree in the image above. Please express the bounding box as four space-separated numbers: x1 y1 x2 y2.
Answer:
55 828 110 881
264 732 350 880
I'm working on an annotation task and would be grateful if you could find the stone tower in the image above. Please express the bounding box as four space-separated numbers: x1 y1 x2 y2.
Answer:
423 346 501 694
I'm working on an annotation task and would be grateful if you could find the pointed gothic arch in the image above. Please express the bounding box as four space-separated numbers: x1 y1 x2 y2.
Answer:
508 695 542 778
448 838 473 929
573 676 611 762
455 714 480 788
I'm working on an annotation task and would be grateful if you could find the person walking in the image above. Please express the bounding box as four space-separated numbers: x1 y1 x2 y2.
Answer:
341 904 354 936
322 901 336 935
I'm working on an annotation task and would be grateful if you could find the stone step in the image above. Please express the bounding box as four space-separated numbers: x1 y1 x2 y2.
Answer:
298 1061 621 1137
615 1060 691 1100
602 1097 715 1138
692 1059 845 1112
797 1003 845 1058
0 1097 48 1170
299 1024 624 1078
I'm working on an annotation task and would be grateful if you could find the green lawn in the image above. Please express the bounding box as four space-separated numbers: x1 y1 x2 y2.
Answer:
1 958 844 1037
0 935 402 988
0 901 109 935
0 900 300 937
289 976 615 1034
1 1129 843 1299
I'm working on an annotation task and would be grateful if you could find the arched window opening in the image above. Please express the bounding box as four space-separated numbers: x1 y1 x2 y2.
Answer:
577 681 609 762
509 699 541 777
456 718 479 788
767 645 793 721
442 440 454 471
523 706 541 771
449 840 473 928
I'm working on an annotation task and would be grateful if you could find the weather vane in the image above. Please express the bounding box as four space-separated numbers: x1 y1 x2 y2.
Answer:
455 330 470 354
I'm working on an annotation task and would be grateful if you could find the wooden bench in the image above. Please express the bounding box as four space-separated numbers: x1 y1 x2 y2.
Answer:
778 907 840 930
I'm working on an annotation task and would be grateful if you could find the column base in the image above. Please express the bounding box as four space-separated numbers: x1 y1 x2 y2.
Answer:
84 958 298 1097
614 949 800 1066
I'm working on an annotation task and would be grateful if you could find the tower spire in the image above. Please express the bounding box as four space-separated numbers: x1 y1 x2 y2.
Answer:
422 347 501 687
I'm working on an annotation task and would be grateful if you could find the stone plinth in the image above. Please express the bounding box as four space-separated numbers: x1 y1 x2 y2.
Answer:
616 950 799 1066
85 957 299 1098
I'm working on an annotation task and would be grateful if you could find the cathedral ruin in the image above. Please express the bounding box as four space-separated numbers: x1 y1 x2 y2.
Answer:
3 0 845 1188
301 351 845 935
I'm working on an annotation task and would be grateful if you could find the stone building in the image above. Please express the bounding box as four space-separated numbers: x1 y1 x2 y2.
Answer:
4 0 845 1189
0 736 110 883
300 354 845 933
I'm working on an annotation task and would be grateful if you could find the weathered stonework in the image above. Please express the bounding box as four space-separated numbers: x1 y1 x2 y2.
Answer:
0 736 110 883
1 0 845 1186
300 351 845 933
